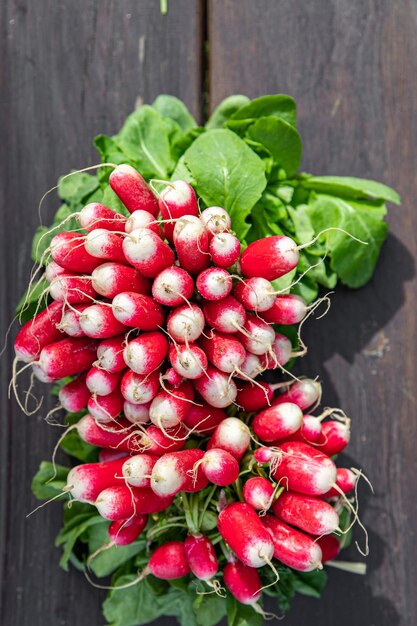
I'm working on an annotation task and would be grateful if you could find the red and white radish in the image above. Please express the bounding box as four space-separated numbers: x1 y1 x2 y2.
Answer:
152 266 194 307
92 263 150 299
109 164 159 216
262 515 322 572
80 304 127 339
243 477 275 512
207 417 250 461
272 492 339 535
158 180 199 242
209 232 240 268
240 235 299 281
196 267 232 301
123 228 175 278
112 292 164 330
166 304 205 343
193 365 237 408
252 402 303 442
123 332 169 376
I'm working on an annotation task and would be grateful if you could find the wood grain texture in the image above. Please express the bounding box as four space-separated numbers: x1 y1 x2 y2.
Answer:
0 1 203 625
209 1 417 625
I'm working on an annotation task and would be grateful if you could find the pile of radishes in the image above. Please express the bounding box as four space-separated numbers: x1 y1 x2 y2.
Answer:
14 163 360 615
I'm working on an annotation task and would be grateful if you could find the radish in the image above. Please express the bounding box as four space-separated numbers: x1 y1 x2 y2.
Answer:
85 229 126 263
163 367 183 387
200 206 231 236
120 369 161 404
273 492 339 535
209 232 240 268
298 415 323 444
44 261 68 282
88 388 124 422
260 333 293 369
146 541 190 579
138 424 187 455
223 561 261 605
80 304 127 339
149 382 194 429
233 278 276 312
207 417 250 461
58 373 90 412
262 515 322 571
92 263 150 299
14 301 64 362
95 335 126 373
252 402 303 442
79 202 127 232
150 449 207 496
272 441 337 496
193 365 237 408
167 304 205 343
168 343 207 380
236 315 275 356
108 515 148 546
123 401 151 425
243 477 275 512
50 275 97 304
86 366 123 396
39 337 97 379
261 294 307 325
125 209 159 235
203 295 246 334
76 414 140 452
240 235 299 281
173 215 210 274
235 353 264 380
273 378 321 411
236 382 273 412
184 535 218 581
158 180 199 242
198 448 239 486
109 164 159 216
98 450 129 464
50 232 101 273
122 453 158 488
316 421 351 456
316 535 341 563
95 485 174 520
182 403 226 435
123 228 175 278
152 266 194 307
123 332 169 375
67 457 127 503
322 468 357 498
196 267 232 301
218 502 274 568
57 304 89 337
200 331 245 374
112 292 164 330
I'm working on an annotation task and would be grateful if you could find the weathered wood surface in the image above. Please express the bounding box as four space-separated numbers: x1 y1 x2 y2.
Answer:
1 0 416 624
209 2 417 625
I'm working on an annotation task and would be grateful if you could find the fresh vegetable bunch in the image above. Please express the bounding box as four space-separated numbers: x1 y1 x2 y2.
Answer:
14 94 399 626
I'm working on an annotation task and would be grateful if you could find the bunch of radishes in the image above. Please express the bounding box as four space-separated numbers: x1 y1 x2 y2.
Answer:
14 164 358 614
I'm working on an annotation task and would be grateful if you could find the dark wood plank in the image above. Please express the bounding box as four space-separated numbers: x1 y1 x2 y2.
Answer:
0 1 203 624
209 1 417 624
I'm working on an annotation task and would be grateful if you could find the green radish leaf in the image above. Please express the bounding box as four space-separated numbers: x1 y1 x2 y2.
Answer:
94 134 128 185
206 95 251 129
87 523 146 578
292 276 319 304
226 596 263 626
103 576 197 626
171 127 205 162
101 185 130 217
292 569 328 598
182 129 267 240
58 172 100 207
247 116 302 179
307 194 388 287
302 175 401 205
114 105 174 179
227 94 297 134
56 514 104 571
31 461 69 500
152 94 197 133
193 593 227 626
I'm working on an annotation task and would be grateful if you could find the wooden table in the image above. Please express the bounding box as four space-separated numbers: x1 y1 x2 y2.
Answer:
1 1 416 624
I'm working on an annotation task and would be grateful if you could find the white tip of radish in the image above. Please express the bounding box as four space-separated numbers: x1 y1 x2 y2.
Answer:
200 207 231 235
151 456 183 497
